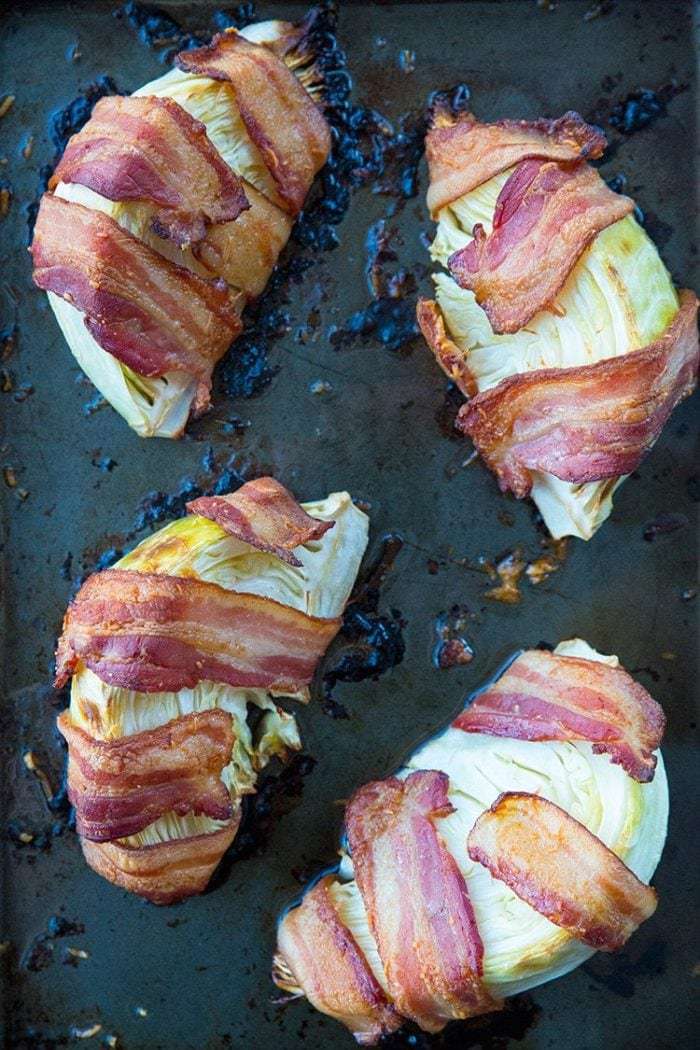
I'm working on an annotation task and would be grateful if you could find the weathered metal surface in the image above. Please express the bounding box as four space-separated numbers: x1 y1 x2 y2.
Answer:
0 2 697 1047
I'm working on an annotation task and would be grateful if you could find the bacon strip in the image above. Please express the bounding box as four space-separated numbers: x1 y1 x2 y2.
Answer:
468 793 658 949
57 710 234 842
458 290 699 496
345 770 497 1033
81 815 240 905
49 95 249 247
31 194 241 415
187 476 334 567
54 569 341 694
276 876 401 1045
192 180 293 299
175 30 330 215
448 159 634 333
416 297 476 397
426 108 607 216
454 649 665 782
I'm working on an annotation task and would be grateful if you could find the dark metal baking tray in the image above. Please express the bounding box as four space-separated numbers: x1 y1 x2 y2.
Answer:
1 1 698 1047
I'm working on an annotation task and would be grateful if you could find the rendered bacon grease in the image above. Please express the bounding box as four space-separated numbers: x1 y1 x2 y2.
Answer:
56 478 369 903
274 640 668 1043
419 108 699 539
31 16 330 437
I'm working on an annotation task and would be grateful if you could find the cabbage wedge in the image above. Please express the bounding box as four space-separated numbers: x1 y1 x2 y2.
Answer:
428 163 680 539
66 490 368 871
45 19 325 437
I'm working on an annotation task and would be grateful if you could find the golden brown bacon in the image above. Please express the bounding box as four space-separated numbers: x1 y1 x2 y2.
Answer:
448 159 634 333
458 290 699 497
276 876 401 1045
468 793 658 949
192 181 293 300
31 194 241 414
82 816 240 905
425 108 606 216
345 771 497 1033
187 476 334 566
416 298 477 397
176 30 330 215
54 569 342 694
453 649 666 783
58 710 234 842
49 95 249 247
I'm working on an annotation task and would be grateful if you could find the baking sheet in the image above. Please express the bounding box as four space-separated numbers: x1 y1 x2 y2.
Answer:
1 1 698 1047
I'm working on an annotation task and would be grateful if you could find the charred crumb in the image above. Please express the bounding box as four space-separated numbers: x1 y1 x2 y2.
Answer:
90 454 117 473
642 512 689 541
382 994 540 1047
435 382 464 440
433 606 475 669
602 81 688 136
22 916 85 973
224 754 317 864
1 324 17 359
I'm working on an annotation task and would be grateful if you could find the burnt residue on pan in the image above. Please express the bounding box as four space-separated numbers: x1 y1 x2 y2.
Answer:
381 994 541 1048
433 604 475 669
322 533 406 717
330 83 470 355
221 753 317 868
25 76 124 243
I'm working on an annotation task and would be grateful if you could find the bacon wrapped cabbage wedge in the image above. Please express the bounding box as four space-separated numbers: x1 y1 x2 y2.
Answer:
274 640 668 1043
31 14 330 437
56 478 368 903
419 107 699 539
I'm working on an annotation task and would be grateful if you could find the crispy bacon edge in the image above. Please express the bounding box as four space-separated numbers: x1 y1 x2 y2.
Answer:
345 770 498 1033
54 569 341 695
57 709 234 842
416 297 477 398
81 812 240 905
457 290 699 495
187 476 334 567
453 649 665 783
49 94 249 247
175 30 330 215
31 193 241 415
275 875 401 1046
447 159 634 333
425 107 607 216
468 792 658 950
